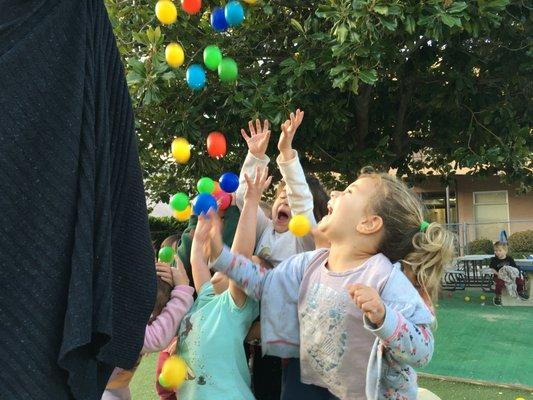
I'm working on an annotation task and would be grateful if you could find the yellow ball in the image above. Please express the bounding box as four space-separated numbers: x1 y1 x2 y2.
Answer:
464 296 471 302
165 43 185 68
156 0 178 25
242 0 257 3
288 214 311 237
173 205 192 222
159 355 187 389
515 397 526 400
480 295 486 301
171 137 191 164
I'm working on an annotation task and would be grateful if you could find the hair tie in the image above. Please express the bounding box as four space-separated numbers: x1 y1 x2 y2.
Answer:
420 221 430 233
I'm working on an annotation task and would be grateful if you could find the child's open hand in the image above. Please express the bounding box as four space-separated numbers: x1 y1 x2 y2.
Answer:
278 109 304 160
244 166 272 203
347 283 386 327
156 262 174 286
172 256 190 287
241 119 271 159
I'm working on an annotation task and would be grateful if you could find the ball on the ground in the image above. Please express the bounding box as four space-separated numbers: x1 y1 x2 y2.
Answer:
203 45 222 71
480 295 486 301
158 246 175 263
186 64 206 91
173 205 192 222
156 0 178 25
219 172 239 193
181 0 201 14
197 177 215 194
171 137 191 164
165 42 185 68
464 296 471 302
159 355 187 389
289 215 311 237
170 192 189 212
224 1 245 26
193 193 218 215
242 0 257 3
218 57 238 82
210 7 229 32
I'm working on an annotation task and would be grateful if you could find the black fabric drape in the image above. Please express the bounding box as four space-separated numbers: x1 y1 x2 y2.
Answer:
0 0 157 398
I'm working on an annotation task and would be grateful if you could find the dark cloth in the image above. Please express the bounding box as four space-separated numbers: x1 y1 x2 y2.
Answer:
281 358 339 400
0 0 156 399
250 347 282 400
489 256 517 272
493 275 525 296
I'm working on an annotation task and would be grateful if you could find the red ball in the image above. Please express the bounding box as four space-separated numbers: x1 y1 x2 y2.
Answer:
214 191 232 211
207 131 227 159
181 0 202 14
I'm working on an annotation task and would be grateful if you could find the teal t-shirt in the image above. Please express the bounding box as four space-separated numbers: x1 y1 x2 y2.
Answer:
177 282 259 400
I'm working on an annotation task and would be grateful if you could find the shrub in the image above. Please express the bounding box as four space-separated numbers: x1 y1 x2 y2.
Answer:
467 239 494 255
508 230 533 258
148 216 186 250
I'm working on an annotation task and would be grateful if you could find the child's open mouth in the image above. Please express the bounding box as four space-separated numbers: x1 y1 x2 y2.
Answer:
276 210 290 223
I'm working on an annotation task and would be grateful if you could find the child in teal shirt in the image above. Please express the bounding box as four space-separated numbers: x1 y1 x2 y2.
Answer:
177 167 271 399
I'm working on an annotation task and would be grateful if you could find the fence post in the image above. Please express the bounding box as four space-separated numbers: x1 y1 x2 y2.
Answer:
463 222 468 255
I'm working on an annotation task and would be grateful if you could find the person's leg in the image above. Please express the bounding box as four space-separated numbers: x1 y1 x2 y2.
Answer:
252 350 281 400
516 276 529 299
493 275 504 305
280 358 331 400
155 351 176 400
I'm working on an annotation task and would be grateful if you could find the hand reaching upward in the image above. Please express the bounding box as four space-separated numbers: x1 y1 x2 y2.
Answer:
241 119 271 159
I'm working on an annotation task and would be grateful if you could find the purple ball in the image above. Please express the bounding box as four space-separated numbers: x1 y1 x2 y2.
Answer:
193 193 219 215
210 7 229 32
219 172 239 193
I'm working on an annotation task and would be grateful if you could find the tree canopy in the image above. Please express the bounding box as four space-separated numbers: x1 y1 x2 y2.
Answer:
106 0 532 203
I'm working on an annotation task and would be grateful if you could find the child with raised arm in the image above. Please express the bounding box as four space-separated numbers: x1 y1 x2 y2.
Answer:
176 168 271 400
207 171 455 399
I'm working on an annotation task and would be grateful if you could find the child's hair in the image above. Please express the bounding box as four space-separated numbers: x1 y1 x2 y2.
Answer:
161 234 180 250
148 277 173 325
275 175 329 222
493 241 508 250
359 170 456 303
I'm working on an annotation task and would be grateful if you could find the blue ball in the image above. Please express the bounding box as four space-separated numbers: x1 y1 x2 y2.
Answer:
219 172 239 193
224 1 244 27
186 64 206 91
193 193 218 215
210 7 229 32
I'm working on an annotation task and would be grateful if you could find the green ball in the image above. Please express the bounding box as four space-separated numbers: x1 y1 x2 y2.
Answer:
158 246 175 263
218 57 238 82
170 192 189 212
197 177 215 194
203 45 222 71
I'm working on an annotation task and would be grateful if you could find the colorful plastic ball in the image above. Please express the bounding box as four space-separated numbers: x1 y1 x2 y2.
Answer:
224 1 244 26
210 7 229 32
218 57 238 83
156 0 178 25
193 193 218 215
219 172 239 193
207 131 226 158
165 42 185 68
171 137 191 164
213 182 222 194
173 205 192 222
158 355 188 389
480 295 486 301
214 191 232 211
289 214 311 237
186 64 206 91
158 246 175 263
203 45 223 71
242 0 257 3
170 192 189 212
464 296 471 302
197 177 215 194
181 0 201 14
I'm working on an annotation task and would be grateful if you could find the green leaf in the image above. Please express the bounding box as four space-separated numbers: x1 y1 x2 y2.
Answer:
441 14 462 27
447 2 468 13
290 18 305 34
358 69 378 85
373 5 389 15
405 16 416 34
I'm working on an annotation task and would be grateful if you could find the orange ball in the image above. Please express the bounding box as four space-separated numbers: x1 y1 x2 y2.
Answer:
181 0 201 14
206 131 227 159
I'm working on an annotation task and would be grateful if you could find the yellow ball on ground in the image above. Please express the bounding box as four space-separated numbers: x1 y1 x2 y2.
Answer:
156 0 178 25
288 214 311 237
171 137 191 164
464 296 471 302
159 355 187 389
165 43 185 68
173 205 192 222
515 397 526 400
242 0 257 3
480 295 486 301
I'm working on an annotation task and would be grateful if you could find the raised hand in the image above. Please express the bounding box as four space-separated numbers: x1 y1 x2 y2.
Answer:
191 216 212 265
172 256 190 287
156 262 174 286
241 119 271 159
278 109 304 161
243 166 272 203
347 283 386 327
206 209 224 262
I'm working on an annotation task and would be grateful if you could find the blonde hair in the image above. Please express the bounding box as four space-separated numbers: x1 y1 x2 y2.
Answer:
361 172 456 304
493 241 508 250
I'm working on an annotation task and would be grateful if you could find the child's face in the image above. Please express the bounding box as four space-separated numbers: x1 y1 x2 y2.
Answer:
494 246 507 259
211 271 229 294
318 177 380 241
271 188 291 233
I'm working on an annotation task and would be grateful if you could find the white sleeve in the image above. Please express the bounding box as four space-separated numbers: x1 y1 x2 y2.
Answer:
236 151 271 241
277 150 316 252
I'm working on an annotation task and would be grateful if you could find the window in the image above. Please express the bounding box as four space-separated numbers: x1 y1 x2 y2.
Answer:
422 192 457 224
473 191 509 240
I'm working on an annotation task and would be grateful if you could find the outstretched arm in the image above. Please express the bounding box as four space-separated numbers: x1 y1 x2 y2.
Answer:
190 216 215 294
